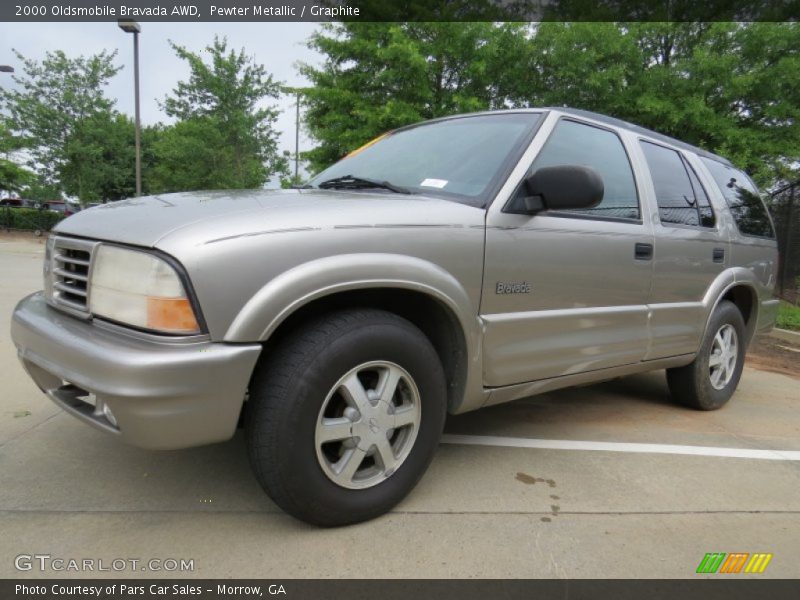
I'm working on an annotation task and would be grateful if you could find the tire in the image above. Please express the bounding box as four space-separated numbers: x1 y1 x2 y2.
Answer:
246 308 447 526
666 300 746 410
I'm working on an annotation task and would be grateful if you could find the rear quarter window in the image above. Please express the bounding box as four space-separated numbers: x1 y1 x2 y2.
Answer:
701 158 775 239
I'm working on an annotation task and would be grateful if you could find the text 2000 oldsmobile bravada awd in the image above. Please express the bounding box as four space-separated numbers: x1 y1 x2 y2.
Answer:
11 108 779 525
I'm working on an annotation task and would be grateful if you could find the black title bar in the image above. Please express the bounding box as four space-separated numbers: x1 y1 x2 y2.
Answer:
1 0 799 22
4 579 800 600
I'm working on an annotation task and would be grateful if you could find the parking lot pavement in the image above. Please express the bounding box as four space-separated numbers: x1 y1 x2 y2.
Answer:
1 236 798 579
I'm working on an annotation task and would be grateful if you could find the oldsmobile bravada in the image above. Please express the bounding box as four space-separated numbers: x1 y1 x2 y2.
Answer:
11 108 779 525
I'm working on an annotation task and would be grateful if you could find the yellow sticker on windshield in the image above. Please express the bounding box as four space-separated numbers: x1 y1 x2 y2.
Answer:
344 132 391 159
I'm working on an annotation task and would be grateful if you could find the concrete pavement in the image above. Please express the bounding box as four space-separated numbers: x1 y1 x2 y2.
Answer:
1 235 798 579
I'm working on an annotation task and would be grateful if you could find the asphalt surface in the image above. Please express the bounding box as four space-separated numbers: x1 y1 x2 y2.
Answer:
1 235 798 579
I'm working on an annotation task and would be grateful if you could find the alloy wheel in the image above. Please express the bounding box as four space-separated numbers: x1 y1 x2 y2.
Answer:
709 323 738 390
314 361 421 489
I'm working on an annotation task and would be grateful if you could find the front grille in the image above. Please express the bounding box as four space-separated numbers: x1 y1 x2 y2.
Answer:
46 236 99 317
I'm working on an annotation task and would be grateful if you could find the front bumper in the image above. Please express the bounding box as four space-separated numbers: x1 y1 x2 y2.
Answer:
11 292 262 450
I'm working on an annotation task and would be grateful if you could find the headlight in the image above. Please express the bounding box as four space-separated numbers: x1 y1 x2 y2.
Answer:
89 245 201 334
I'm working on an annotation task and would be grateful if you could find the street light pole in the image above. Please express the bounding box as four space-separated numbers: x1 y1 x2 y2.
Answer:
0 65 14 73
133 29 142 197
118 20 142 196
295 91 300 181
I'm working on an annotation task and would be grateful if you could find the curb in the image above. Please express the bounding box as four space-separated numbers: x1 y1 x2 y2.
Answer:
769 328 800 345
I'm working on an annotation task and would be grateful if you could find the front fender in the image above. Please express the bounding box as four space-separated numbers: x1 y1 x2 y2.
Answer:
224 253 479 343
223 253 486 414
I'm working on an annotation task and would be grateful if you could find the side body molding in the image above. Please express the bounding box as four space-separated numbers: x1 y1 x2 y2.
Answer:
223 253 486 414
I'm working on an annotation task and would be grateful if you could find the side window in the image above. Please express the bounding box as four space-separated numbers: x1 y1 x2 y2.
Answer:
528 120 639 220
640 141 714 228
701 158 776 238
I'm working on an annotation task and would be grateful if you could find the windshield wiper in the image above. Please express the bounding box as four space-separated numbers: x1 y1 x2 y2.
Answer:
317 175 411 195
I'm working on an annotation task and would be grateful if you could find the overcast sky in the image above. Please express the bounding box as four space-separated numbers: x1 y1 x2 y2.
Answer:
0 22 322 167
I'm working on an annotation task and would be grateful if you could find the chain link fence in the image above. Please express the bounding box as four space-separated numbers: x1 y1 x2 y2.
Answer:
771 181 800 303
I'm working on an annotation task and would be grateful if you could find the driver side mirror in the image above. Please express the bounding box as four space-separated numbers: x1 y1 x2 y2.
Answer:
516 165 604 215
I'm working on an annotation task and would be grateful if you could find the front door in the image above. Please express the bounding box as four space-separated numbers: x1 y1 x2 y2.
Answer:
481 117 654 387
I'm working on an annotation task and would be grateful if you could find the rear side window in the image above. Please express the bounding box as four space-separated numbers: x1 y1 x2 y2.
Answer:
530 119 640 220
701 158 775 239
640 141 715 228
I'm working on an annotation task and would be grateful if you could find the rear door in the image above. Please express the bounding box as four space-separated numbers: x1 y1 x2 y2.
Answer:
637 140 729 359
481 116 655 387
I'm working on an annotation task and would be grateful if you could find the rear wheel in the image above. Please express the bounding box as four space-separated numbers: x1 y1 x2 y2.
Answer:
666 300 746 410
246 308 446 526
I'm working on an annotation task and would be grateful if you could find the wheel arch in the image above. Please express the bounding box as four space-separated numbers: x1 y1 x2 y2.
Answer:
703 271 759 347
226 254 483 413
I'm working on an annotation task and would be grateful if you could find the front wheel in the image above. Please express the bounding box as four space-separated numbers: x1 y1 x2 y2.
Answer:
666 300 746 410
246 309 447 526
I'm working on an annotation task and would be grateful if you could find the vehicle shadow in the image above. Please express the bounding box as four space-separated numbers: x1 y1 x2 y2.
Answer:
444 370 679 437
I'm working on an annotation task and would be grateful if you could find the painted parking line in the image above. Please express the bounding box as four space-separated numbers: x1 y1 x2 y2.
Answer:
441 434 800 461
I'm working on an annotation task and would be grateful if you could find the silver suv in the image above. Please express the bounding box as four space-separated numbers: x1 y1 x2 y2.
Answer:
11 108 779 526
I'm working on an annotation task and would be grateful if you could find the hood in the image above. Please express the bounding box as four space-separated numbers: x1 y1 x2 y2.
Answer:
54 188 482 248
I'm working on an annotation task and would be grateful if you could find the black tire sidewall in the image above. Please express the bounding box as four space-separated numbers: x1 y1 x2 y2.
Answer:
252 313 446 525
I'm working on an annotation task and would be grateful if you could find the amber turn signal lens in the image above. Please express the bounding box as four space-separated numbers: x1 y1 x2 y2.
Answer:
146 297 200 334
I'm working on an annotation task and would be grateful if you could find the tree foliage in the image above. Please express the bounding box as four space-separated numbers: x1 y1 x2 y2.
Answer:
60 112 158 202
298 22 529 172
2 39 289 201
0 49 121 196
3 25 797 202
151 116 264 191
0 117 34 193
301 22 800 187
153 36 287 192
510 22 800 186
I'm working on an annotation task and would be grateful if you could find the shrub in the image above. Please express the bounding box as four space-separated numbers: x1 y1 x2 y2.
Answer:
0 207 64 231
776 302 800 331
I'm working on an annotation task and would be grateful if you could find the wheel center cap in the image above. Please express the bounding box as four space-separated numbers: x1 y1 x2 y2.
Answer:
351 400 395 449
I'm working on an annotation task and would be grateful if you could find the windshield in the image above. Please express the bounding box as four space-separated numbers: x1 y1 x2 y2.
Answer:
307 113 542 207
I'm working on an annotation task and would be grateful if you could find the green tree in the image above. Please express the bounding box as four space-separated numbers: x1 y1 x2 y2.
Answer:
298 22 529 173
0 49 121 192
19 180 62 203
154 37 287 192
151 117 248 191
302 22 800 186
0 118 34 193
59 112 157 202
509 22 800 186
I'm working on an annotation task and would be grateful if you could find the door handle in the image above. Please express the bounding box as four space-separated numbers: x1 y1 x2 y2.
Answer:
634 242 653 261
713 247 725 263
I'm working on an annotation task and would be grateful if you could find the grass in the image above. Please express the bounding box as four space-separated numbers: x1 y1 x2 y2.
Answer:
776 301 800 331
